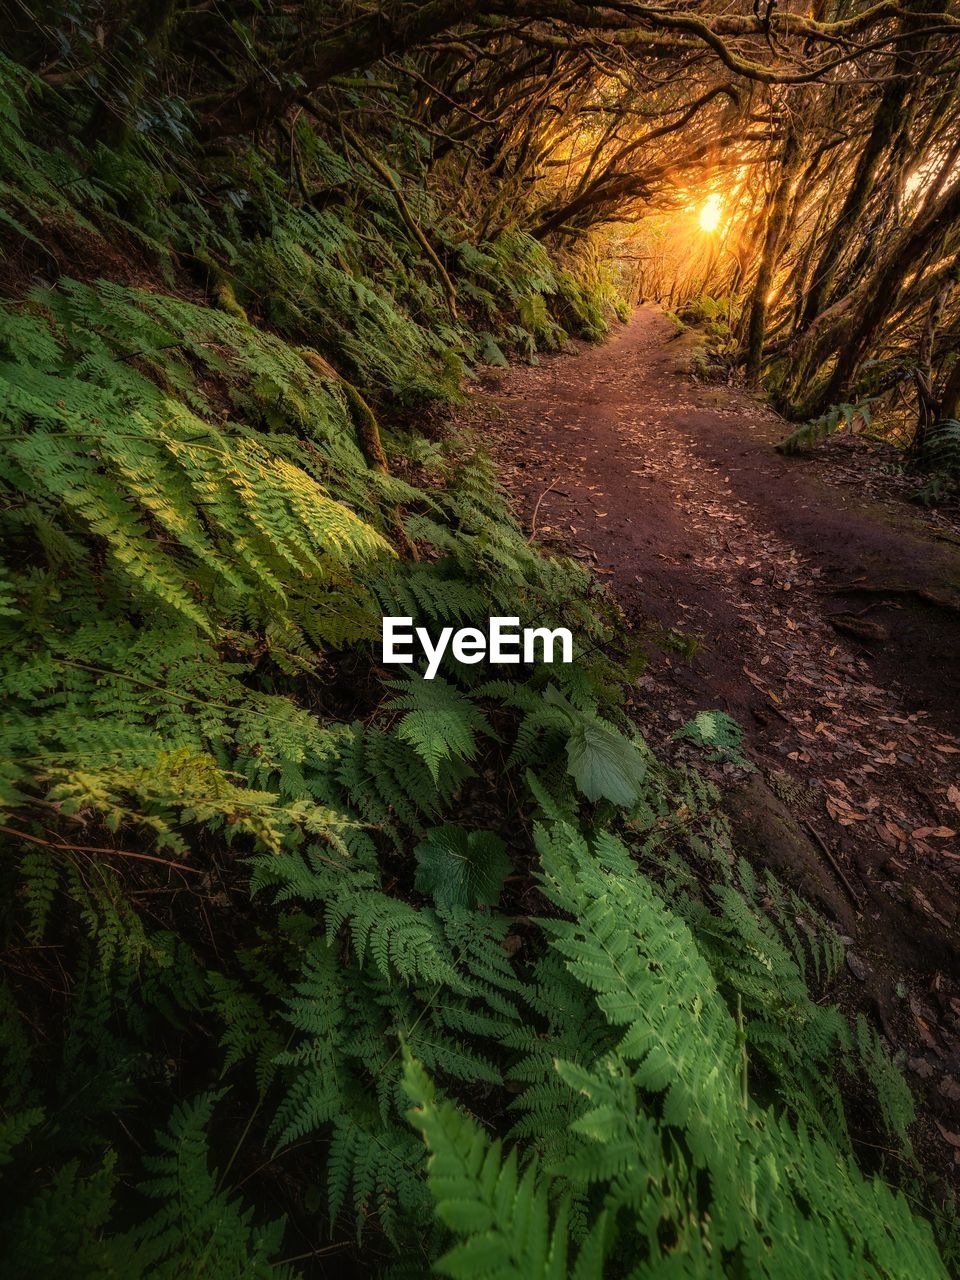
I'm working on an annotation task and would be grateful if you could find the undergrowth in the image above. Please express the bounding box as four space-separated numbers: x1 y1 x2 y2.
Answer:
775 399 877 454
0 49 955 1279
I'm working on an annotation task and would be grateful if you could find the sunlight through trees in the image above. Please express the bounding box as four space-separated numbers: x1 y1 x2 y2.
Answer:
699 193 724 233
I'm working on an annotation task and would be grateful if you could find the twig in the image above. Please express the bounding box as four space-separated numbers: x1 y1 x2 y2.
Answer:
527 478 560 543
0 824 201 875
764 697 792 724
802 820 862 908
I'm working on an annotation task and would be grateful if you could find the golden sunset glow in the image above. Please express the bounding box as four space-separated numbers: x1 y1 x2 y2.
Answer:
699 193 723 232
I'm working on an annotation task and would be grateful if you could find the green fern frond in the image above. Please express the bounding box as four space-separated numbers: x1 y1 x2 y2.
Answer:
776 398 875 454
404 1055 606 1280
130 1093 295 1278
386 675 492 783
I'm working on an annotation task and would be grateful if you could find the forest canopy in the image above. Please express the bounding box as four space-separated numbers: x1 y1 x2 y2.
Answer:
1 1 959 1277
14 0 960 441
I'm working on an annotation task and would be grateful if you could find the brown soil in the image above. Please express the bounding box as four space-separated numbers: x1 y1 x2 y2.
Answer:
476 305 960 1183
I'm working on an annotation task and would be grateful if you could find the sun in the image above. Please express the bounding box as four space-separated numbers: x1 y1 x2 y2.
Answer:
699 193 723 232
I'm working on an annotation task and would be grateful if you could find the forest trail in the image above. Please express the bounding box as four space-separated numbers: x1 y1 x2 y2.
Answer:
481 306 960 1150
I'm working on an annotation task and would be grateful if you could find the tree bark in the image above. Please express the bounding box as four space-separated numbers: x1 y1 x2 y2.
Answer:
84 0 180 148
807 175 960 410
797 77 908 331
745 124 801 384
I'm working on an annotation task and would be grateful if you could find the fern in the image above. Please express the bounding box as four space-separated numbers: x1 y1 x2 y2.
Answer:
687 874 853 1140
674 708 753 768
404 1055 606 1280
0 41 950 1278
776 398 875 454
855 1013 916 1147
386 674 492 783
0 1098 295 1278
375 561 487 625
128 1093 295 1277
531 819 945 1277
0 1107 44 1169
41 748 355 855
18 848 60 943
0 283 394 643
326 1111 432 1246
912 418 960 501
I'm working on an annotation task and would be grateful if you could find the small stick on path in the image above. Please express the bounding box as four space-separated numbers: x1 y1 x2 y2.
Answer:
528 478 559 543
802 819 863 909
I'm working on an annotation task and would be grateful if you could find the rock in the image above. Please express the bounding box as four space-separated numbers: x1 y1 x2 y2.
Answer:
846 952 870 981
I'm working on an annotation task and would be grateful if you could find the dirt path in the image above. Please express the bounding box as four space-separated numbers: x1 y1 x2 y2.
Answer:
477 305 960 1170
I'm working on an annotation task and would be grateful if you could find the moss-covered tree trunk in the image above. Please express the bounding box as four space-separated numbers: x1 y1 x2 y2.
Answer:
744 124 801 384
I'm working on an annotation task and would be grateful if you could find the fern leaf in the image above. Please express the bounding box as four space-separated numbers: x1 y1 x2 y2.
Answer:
387 675 491 783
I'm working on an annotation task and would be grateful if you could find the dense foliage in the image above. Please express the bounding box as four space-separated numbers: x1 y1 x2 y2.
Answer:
1 4 958 1276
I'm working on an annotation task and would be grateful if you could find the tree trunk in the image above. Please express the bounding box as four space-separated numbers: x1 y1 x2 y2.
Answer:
84 0 179 149
745 125 801 383
797 0 946 331
797 76 908 331
201 0 482 139
820 178 960 406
